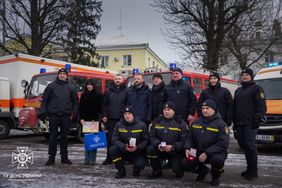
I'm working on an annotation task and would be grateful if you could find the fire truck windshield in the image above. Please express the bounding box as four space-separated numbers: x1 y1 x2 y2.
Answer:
256 78 282 100
28 74 57 96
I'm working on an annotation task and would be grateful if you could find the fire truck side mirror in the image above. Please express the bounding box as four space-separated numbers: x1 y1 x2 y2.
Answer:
21 80 29 88
21 80 29 97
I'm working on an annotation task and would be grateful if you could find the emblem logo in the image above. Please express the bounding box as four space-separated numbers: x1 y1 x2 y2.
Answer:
12 147 33 169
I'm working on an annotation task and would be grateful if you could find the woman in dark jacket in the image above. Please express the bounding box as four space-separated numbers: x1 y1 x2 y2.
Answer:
80 80 102 165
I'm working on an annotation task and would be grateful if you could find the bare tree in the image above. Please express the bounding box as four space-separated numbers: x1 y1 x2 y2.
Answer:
225 0 282 70
152 0 261 71
0 0 61 56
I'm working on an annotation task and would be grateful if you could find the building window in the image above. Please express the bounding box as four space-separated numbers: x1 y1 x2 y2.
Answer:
123 55 132 66
153 61 155 68
101 56 109 68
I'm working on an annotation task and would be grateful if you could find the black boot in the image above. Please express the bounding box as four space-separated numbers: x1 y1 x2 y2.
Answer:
210 168 221 186
115 167 126 179
148 170 162 179
211 178 220 186
245 171 258 180
241 170 248 177
133 169 140 177
61 158 72 165
45 156 55 166
195 166 209 182
103 157 112 165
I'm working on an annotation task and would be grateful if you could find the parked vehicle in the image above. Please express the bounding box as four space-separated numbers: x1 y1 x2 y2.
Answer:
0 53 115 140
254 62 282 144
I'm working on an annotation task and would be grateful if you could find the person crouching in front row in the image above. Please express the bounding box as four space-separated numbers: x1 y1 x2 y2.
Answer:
109 106 148 179
147 101 187 179
182 99 229 186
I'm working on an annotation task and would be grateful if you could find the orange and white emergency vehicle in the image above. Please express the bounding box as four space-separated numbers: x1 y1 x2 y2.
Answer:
254 62 282 143
0 53 115 140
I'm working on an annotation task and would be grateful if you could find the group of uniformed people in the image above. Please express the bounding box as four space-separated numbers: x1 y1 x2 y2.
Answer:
40 67 266 186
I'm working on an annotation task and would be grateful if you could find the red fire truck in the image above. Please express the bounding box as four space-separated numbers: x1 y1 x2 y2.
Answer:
17 66 114 142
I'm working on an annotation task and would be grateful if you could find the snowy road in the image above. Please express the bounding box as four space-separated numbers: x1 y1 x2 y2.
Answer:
0 131 281 187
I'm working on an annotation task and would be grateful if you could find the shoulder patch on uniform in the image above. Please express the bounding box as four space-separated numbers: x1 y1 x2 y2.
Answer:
259 92 265 99
224 127 230 134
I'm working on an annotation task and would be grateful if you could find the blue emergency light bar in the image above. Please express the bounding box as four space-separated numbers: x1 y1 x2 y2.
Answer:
169 63 177 70
265 61 282 67
65 64 71 72
133 68 139 75
40 68 46 74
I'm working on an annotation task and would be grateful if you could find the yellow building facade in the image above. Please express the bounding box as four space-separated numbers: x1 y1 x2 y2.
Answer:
96 43 167 74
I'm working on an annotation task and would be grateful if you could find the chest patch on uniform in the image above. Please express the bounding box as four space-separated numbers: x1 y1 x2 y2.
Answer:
224 127 230 134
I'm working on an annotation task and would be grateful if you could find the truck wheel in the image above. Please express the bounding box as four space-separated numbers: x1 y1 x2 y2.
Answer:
42 133 50 140
0 120 10 139
76 124 84 143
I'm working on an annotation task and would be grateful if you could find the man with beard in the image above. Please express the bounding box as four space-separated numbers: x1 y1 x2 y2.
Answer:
198 72 233 126
102 74 129 165
127 74 151 126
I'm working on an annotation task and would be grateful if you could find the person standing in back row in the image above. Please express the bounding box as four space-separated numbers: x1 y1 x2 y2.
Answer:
102 74 129 165
127 73 151 126
198 72 233 126
39 68 78 166
234 68 266 180
151 73 166 120
164 68 197 123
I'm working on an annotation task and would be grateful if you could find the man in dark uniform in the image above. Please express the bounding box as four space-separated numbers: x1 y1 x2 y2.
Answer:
127 73 151 126
164 68 197 123
182 99 229 186
198 72 233 126
109 106 148 179
39 68 78 166
234 68 267 180
151 73 166 120
147 101 187 179
102 74 129 165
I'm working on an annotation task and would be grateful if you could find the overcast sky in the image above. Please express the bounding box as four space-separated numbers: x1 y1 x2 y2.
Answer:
98 0 181 63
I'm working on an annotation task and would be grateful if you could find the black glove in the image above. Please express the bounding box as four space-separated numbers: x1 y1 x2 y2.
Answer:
233 126 239 140
145 120 151 126
226 120 232 127
253 115 261 129
38 112 47 121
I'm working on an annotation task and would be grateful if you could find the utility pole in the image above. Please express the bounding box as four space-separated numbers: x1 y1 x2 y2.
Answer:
116 9 123 36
